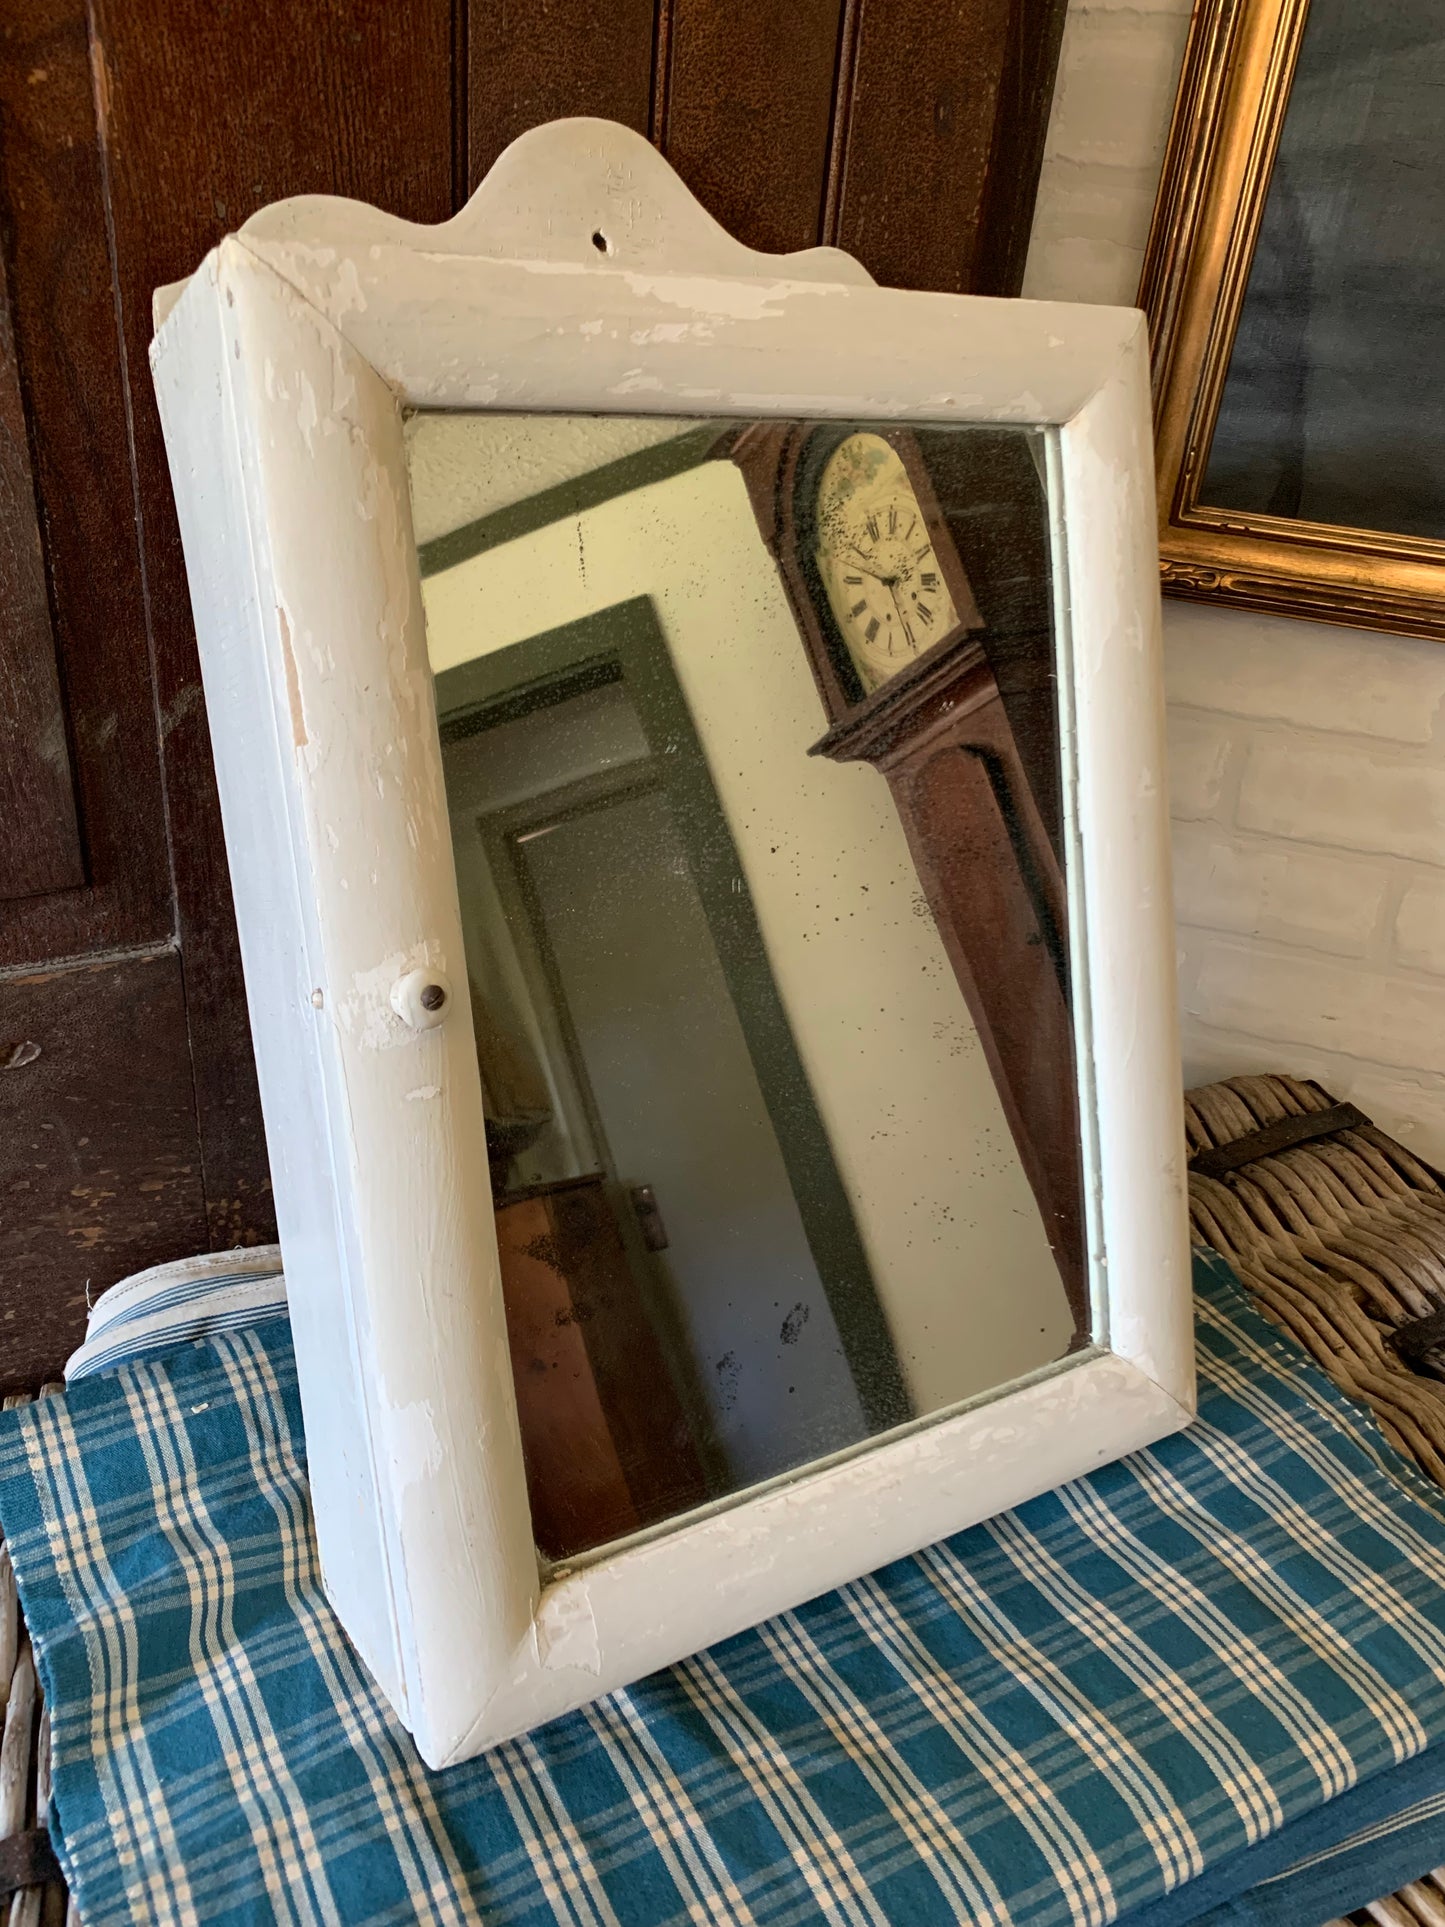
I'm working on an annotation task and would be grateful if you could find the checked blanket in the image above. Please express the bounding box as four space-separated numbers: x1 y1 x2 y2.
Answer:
3 1251 1445 1926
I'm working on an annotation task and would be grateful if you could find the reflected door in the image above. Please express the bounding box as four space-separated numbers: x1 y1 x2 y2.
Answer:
510 784 872 1486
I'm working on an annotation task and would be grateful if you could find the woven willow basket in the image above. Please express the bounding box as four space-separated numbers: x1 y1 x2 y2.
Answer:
1186 1074 1445 1925
1186 1073 1445 1493
2 1074 1444 1922
0 1389 67 1927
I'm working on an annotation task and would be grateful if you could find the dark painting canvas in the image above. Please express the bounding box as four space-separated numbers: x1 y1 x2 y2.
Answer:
1203 0 1445 538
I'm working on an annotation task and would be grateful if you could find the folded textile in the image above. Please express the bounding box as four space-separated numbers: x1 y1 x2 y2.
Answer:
4 1252 1445 1926
63 1246 286 1382
1125 1747 1445 1925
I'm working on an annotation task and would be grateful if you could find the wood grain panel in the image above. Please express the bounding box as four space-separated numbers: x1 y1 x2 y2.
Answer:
659 0 845 254
85 0 456 1247
0 232 82 904
495 1188 643 1562
467 0 656 189
917 424 1063 850
0 950 208 1395
0 0 170 955
828 0 1014 293
495 1175 712 1561
900 712 1084 1331
542 1176 712 1529
970 0 1070 297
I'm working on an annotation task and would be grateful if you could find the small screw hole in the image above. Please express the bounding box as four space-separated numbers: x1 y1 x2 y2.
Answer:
591 229 611 255
419 983 447 1013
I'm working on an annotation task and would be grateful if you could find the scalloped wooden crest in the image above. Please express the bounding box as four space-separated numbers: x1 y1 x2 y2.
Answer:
153 117 873 331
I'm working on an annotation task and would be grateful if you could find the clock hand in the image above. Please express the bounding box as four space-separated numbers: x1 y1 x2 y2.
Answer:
888 579 916 651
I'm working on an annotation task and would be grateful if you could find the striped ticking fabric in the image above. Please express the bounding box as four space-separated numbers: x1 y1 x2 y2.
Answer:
62 1246 286 1382
4 1253 1445 1926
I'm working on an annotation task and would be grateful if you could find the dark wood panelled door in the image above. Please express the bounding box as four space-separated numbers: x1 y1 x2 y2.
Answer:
0 0 1066 1394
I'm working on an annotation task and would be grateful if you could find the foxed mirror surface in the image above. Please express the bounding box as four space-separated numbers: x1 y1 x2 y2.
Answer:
405 413 1089 1568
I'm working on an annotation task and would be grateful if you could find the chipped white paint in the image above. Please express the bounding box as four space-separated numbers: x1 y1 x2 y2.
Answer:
150 117 1191 1767
535 1583 602 1677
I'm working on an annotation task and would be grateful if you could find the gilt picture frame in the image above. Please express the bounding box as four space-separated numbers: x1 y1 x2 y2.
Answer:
150 117 1190 1768
1141 0 1445 640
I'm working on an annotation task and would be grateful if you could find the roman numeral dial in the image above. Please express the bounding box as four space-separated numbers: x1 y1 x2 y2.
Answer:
812 433 963 694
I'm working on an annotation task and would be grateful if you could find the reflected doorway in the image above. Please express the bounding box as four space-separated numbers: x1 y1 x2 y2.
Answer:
438 601 910 1562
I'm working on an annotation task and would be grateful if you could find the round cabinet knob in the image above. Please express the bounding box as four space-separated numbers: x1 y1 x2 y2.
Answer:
391 968 453 1032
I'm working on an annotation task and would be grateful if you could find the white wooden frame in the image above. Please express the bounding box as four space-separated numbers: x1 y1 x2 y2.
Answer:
150 117 1192 1769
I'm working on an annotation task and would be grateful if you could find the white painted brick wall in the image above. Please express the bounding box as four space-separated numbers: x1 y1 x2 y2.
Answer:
1169 826 1385 958
1396 879 1445 975
1238 738 1445 861
1026 0 1445 1165
1165 713 1237 821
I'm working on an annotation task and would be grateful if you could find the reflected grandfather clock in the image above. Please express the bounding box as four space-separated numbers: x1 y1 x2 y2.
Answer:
731 425 1087 1339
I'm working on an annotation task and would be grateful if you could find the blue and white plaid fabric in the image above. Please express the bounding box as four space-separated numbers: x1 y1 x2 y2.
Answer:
4 1251 1445 1926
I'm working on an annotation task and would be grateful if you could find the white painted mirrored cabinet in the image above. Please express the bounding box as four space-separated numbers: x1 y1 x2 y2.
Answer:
150 118 1192 1768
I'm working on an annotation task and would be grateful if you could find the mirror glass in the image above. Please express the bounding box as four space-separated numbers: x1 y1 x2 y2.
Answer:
406 413 1088 1567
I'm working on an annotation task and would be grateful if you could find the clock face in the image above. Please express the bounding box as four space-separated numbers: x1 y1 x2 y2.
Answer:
813 433 962 695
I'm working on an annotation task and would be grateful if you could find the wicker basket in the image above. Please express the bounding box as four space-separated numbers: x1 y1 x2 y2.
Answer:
1186 1073 1445 1488
3 1074 1444 1923
0 1390 67 1927
1186 1075 1445 1926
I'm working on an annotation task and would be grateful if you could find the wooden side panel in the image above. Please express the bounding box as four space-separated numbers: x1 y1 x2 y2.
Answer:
0 233 83 904
465 0 1062 290
0 0 205 1394
970 0 1072 297
468 0 656 186
659 0 845 254
828 0 1021 292
917 423 1065 852
544 1178 712 1529
0 0 171 960
85 0 457 1247
0 952 209 1395
896 707 1086 1334
495 1191 643 1563
494 1175 711 1562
